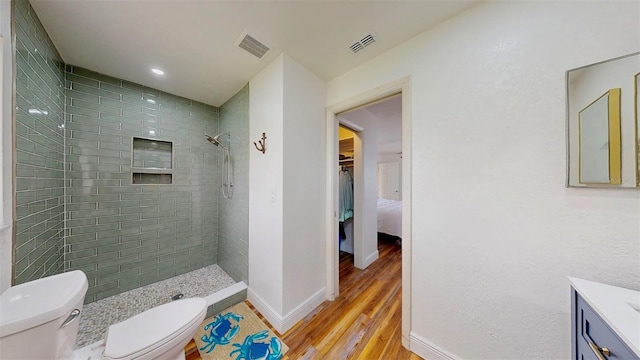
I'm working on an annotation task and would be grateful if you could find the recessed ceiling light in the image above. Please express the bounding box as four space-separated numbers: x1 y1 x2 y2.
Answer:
151 68 165 76
149 130 156 135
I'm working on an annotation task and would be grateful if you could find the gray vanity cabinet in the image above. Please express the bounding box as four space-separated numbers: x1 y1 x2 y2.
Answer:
572 289 638 360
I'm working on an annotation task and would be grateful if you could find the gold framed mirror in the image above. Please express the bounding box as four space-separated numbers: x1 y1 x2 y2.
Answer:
567 52 640 188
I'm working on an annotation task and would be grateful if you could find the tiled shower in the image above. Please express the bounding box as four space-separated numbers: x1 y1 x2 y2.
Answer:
13 0 66 285
12 0 249 304
216 85 249 284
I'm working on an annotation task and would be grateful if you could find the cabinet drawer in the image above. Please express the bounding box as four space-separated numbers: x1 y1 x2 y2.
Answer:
576 293 637 360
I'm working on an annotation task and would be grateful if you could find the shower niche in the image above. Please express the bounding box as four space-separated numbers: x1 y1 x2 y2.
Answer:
131 137 174 184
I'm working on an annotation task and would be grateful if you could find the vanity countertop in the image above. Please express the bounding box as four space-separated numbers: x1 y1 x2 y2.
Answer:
569 277 640 357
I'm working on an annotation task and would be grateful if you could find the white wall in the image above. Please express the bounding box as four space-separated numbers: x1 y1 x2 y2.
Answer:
339 109 379 268
282 55 326 314
0 0 13 294
248 55 284 315
249 54 327 332
327 1 640 359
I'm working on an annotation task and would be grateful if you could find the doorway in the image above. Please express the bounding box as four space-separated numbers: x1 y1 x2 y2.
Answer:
325 77 412 347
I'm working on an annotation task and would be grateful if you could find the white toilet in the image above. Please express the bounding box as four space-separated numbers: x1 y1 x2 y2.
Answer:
0 270 208 360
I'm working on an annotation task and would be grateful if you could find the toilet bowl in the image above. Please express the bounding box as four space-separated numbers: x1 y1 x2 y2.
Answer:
0 271 207 360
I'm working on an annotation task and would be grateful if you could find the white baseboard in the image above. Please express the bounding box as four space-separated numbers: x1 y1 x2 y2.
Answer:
410 332 460 360
247 286 326 335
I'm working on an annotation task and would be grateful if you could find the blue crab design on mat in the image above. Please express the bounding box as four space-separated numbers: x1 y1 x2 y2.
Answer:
229 330 283 360
199 312 244 353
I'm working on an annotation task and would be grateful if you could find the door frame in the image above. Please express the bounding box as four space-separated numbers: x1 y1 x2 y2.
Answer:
325 76 412 347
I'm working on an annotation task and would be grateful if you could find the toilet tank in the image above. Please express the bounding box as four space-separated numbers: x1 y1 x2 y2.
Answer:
0 270 89 360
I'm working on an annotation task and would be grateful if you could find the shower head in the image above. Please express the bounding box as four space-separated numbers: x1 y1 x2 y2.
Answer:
205 132 230 149
213 132 230 141
205 134 221 146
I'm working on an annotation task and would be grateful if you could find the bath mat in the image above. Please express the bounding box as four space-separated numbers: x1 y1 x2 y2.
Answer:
193 302 288 360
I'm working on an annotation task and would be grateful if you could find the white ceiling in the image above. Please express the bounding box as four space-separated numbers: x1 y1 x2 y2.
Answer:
340 95 402 156
366 96 403 155
30 0 478 107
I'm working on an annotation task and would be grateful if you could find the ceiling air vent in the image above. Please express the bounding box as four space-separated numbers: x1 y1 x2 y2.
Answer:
349 33 376 54
236 32 270 59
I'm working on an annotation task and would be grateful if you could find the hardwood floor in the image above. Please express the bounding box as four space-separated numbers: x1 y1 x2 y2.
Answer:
186 235 420 359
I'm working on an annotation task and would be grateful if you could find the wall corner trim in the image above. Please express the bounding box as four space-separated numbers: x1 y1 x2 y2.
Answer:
247 286 326 334
247 287 284 333
409 332 461 360
362 250 379 269
281 287 326 332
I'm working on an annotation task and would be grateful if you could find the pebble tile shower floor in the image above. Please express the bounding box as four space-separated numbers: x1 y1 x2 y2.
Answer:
76 265 235 348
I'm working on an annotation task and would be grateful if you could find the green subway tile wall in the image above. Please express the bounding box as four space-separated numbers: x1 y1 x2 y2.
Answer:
217 85 249 283
65 66 221 302
13 0 66 284
13 0 249 304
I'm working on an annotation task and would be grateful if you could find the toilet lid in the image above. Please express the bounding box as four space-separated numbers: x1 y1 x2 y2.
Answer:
103 298 207 360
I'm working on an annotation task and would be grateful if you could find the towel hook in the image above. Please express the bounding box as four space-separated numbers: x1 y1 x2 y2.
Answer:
254 132 267 154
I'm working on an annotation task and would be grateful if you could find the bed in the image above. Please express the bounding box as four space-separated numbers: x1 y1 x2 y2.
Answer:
377 198 402 238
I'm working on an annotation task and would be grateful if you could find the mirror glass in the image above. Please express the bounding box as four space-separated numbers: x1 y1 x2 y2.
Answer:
579 92 615 183
567 52 640 187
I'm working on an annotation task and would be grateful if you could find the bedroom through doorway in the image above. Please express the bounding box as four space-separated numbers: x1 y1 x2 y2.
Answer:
335 94 403 294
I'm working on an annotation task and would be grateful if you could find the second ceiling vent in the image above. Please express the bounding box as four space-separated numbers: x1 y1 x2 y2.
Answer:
236 32 270 59
349 33 376 54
